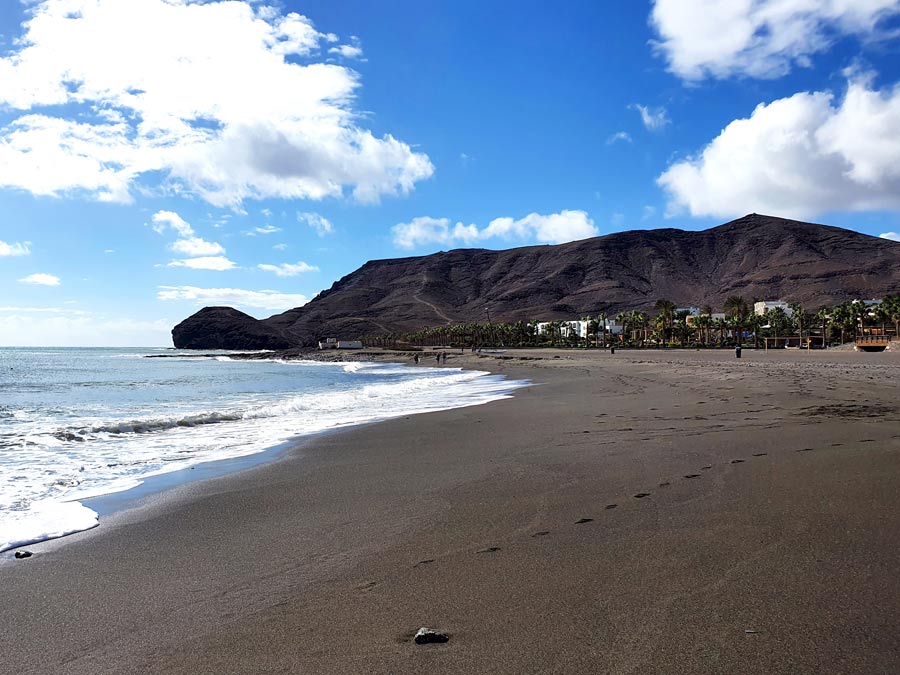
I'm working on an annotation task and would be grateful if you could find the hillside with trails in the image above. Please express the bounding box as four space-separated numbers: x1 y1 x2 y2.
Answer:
172 214 900 349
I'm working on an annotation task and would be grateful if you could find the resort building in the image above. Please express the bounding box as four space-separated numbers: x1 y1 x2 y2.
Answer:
318 338 363 350
535 320 590 339
535 319 623 339
754 300 793 317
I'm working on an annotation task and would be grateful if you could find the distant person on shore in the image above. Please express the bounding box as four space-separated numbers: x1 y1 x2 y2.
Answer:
414 354 420 364
436 353 441 364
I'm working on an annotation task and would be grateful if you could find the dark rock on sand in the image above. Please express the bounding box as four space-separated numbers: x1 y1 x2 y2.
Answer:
14 551 32 559
414 627 450 644
171 307 294 350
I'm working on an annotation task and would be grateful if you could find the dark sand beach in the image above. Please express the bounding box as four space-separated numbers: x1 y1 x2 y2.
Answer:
4 348 900 674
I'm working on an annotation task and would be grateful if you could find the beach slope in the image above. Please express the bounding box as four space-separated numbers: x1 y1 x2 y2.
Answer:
3 349 900 674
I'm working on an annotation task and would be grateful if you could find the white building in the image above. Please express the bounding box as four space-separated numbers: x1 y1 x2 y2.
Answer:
535 320 589 339
318 338 363 350
754 300 793 317
535 319 623 339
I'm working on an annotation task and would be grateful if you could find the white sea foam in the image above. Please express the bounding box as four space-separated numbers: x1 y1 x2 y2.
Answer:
0 359 527 553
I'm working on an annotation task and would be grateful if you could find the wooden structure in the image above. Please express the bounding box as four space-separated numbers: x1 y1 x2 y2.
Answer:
855 335 892 352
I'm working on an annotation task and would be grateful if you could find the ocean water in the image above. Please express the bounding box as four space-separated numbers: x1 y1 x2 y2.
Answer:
0 347 527 553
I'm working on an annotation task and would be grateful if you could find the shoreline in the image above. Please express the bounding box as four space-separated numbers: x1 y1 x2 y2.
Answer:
3 348 900 674
3 353 525 556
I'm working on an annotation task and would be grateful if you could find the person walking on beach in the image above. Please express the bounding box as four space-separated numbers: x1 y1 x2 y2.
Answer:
414 354 420 364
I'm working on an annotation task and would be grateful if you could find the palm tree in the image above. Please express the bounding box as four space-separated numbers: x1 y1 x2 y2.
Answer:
694 314 712 346
884 295 900 338
766 306 792 344
746 313 762 349
871 302 890 337
788 302 805 344
630 310 649 345
596 311 608 347
712 317 727 345
615 311 629 345
724 296 749 345
654 299 676 345
814 307 830 347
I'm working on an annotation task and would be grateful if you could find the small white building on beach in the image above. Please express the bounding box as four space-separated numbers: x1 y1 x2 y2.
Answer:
318 338 363 350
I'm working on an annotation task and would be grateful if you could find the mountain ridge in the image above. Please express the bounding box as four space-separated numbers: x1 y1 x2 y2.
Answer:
171 214 900 349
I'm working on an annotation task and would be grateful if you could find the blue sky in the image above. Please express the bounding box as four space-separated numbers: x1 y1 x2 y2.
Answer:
3 0 900 345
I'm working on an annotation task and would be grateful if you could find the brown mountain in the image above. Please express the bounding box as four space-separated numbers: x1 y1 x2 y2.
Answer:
171 214 900 349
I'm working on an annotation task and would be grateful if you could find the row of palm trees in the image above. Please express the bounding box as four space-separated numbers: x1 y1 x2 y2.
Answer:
361 295 900 349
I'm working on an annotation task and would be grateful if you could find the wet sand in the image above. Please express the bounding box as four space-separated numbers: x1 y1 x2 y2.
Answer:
3 348 900 674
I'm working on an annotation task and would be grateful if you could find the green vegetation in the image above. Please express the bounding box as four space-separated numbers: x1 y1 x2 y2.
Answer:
362 295 900 350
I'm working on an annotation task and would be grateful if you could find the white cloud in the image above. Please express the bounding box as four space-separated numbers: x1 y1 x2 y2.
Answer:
650 0 900 81
154 209 229 261
606 131 633 145
658 77 900 219
168 256 236 271
170 237 225 256
298 211 334 236
157 285 309 311
881 231 900 241
642 205 657 221
273 243 288 250
103 248 115 254
0 1 432 207
392 217 480 249
0 309 172 347
246 225 281 236
18 273 60 286
630 104 669 131
152 210 193 237
328 37 364 60
257 261 319 277
0 240 30 256
392 210 598 249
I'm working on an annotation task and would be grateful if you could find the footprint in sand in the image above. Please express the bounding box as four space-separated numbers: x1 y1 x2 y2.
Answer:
684 474 701 479
831 443 844 447
797 448 814 453
357 581 378 591
478 547 501 554
860 439 875 443
532 531 550 537
605 504 618 510
414 559 435 568
730 459 745 464
659 481 671 487
634 493 651 499
752 452 767 457
700 465 712 470
575 518 594 524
